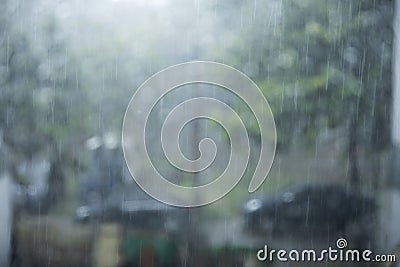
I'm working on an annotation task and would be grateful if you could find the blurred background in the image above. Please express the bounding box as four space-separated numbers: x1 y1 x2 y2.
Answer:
0 0 399 266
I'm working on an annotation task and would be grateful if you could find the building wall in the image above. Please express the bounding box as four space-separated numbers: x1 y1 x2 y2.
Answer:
376 0 400 254
0 174 12 267
393 0 400 147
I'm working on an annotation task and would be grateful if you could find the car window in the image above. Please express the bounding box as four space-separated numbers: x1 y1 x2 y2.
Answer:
1 0 398 266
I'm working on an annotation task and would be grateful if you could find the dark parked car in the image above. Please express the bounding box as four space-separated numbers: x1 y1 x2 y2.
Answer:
75 182 183 232
242 183 376 233
75 135 184 233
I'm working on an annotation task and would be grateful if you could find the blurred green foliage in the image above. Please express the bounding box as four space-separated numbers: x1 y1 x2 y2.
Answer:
0 0 394 187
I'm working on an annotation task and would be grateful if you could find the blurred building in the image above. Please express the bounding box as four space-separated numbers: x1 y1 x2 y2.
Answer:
0 172 12 267
377 0 400 255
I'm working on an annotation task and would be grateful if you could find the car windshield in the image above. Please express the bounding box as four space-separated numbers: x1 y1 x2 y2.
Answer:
1 0 400 267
